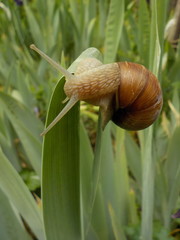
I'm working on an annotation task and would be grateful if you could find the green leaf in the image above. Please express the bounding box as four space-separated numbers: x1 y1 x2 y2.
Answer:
0 123 21 171
140 127 154 240
114 128 130 227
90 187 109 240
68 0 83 31
85 112 103 236
141 1 162 237
98 0 109 41
138 0 150 66
0 148 45 240
128 189 139 225
156 0 169 52
165 127 180 226
42 48 101 240
24 3 45 49
42 78 81 239
108 203 126 240
0 188 31 240
0 92 43 176
149 0 161 75
80 122 110 239
125 132 141 185
79 122 93 238
104 0 125 63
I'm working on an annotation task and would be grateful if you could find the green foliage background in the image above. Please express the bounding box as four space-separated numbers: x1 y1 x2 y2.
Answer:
0 0 180 239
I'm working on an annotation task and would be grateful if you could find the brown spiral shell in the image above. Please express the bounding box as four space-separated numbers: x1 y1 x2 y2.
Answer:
112 62 163 130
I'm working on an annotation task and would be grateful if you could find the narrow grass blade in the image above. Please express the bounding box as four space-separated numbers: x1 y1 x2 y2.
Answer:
90 186 109 240
86 112 103 236
125 132 141 186
80 122 94 201
80 122 93 239
89 124 119 240
104 0 125 63
170 90 180 130
98 0 109 41
68 0 83 31
0 121 21 171
156 0 169 69
0 188 31 240
128 189 139 225
78 119 109 239
24 3 45 49
16 64 35 109
0 92 43 176
0 148 45 240
140 127 154 240
108 203 126 240
141 0 161 238
165 127 180 227
149 0 161 74
138 0 150 66
114 128 130 226
99 124 117 237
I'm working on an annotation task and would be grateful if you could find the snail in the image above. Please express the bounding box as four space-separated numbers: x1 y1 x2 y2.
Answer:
30 44 163 136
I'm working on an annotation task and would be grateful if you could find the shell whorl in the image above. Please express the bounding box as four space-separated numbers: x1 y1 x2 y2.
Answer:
112 62 163 130
64 59 163 131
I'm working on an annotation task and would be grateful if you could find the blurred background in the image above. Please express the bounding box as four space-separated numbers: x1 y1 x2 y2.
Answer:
0 0 180 240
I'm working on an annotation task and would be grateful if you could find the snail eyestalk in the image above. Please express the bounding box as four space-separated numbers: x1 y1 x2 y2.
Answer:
30 44 74 81
62 96 69 104
41 96 79 136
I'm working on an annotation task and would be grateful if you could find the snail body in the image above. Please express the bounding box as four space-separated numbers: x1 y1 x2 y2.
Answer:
64 62 120 101
30 45 163 135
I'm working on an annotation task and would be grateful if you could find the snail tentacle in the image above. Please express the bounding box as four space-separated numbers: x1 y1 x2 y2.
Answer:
30 44 74 81
41 96 79 136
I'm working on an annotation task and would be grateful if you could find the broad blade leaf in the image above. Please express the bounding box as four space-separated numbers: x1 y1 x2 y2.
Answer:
42 48 101 240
